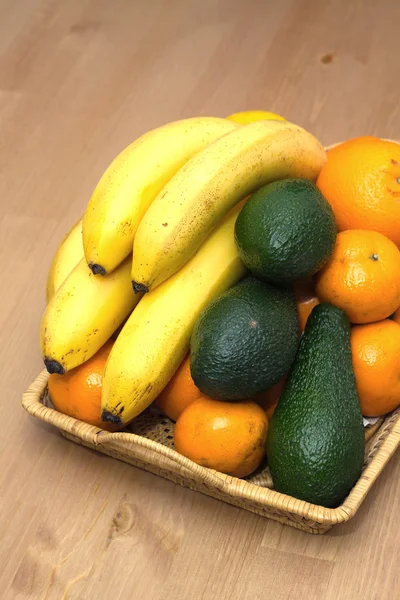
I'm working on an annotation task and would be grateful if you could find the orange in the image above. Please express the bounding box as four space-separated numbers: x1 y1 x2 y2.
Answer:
256 375 287 420
316 137 400 247
174 396 268 478
393 307 400 324
294 278 320 334
48 340 118 431
315 230 400 324
155 353 202 421
351 320 400 416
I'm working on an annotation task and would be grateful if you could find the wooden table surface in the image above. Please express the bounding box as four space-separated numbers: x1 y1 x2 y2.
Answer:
1 0 399 598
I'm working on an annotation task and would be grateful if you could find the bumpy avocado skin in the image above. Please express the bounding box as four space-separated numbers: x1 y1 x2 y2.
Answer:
267 303 365 508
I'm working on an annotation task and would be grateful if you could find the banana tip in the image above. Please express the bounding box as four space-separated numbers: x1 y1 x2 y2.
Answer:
44 359 65 375
101 410 122 426
89 263 107 276
132 281 148 294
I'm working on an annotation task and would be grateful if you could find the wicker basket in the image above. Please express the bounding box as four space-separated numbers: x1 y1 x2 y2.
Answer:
22 370 400 534
23 138 400 533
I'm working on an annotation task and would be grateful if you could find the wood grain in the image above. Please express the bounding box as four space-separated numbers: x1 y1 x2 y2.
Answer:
1 0 399 598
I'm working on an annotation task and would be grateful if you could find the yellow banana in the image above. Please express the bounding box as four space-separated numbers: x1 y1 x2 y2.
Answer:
101 207 246 427
131 120 326 292
41 257 141 374
226 110 286 124
83 117 238 275
46 218 84 302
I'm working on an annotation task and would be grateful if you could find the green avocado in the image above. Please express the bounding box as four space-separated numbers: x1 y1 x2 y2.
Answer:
267 303 365 508
190 276 298 401
234 179 337 284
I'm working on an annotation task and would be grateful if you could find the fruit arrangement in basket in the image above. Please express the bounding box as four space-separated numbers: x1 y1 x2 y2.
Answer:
40 110 400 509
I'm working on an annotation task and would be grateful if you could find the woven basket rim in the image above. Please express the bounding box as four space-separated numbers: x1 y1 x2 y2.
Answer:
22 369 400 526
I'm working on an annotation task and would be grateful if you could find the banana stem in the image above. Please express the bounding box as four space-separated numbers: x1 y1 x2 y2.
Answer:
132 281 149 294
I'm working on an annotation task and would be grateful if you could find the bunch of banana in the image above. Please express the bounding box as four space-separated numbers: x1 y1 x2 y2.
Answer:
41 117 238 374
41 112 327 431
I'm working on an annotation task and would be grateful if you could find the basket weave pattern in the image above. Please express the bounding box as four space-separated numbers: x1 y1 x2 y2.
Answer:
22 370 400 534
